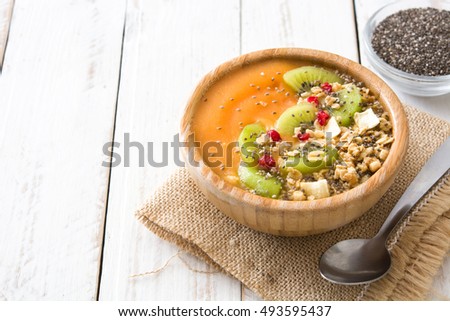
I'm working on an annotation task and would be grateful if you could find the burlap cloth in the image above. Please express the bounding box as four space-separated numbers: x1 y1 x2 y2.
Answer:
136 106 450 300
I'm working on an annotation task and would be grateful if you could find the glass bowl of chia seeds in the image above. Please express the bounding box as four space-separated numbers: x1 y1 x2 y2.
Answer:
362 0 450 97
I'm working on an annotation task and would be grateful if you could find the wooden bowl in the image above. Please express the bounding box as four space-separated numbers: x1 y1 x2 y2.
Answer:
180 48 408 236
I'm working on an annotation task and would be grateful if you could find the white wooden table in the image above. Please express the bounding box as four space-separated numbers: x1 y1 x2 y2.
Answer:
0 0 448 300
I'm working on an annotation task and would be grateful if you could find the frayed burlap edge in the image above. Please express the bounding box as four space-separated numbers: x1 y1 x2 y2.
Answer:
137 215 227 275
359 175 450 300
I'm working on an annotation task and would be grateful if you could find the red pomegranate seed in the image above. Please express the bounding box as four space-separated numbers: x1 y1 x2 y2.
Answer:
258 154 276 170
267 129 281 142
297 133 310 141
317 110 330 126
307 96 319 105
321 82 332 93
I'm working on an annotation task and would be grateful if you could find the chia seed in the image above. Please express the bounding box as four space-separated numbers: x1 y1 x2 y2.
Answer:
371 7 450 76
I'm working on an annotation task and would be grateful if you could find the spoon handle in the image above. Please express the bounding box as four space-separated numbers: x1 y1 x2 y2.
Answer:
376 137 450 240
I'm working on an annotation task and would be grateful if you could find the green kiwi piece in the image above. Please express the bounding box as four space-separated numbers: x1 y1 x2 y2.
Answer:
283 66 343 93
279 146 339 175
275 102 317 136
238 164 282 198
331 85 362 126
280 157 326 175
238 123 265 165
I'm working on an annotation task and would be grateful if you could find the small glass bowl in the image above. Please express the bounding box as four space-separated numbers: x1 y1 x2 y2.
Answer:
362 0 450 97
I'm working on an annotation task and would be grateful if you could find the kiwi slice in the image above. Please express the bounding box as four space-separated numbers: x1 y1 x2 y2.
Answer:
283 66 343 93
275 102 317 136
280 156 326 175
238 123 265 165
279 146 339 175
331 85 362 126
238 164 282 198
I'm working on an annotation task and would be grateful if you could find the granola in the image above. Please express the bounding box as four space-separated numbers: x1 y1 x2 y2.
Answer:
237 67 394 201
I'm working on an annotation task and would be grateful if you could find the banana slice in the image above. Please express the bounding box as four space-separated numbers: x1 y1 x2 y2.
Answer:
300 179 330 199
354 108 380 130
323 116 341 138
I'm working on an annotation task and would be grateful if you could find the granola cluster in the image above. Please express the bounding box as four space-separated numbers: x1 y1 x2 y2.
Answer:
251 82 394 201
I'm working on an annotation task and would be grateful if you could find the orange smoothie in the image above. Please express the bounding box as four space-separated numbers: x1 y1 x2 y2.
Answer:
191 59 298 178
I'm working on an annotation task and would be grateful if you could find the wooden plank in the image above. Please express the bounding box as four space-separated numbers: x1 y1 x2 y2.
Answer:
98 0 242 300
240 0 359 300
354 0 450 122
0 0 14 69
242 286 263 301
241 0 359 61
429 259 450 300
0 0 126 299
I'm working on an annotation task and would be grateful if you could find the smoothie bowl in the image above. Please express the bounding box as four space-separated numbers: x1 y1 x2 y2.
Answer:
180 48 408 236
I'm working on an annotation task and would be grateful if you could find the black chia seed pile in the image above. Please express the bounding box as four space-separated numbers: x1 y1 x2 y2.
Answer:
371 7 450 76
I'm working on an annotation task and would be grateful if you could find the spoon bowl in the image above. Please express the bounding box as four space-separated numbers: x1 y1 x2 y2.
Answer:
319 238 391 285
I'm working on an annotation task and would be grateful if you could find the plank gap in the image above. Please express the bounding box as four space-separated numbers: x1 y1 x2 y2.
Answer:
352 0 361 63
95 3 128 301
0 0 15 71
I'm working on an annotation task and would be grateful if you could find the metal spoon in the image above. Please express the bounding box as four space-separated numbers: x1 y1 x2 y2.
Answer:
319 137 450 285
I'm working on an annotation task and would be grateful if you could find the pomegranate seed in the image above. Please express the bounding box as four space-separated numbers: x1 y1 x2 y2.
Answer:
258 154 276 170
306 96 319 105
297 133 310 141
321 82 332 93
267 129 281 142
307 96 319 105
317 110 330 126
